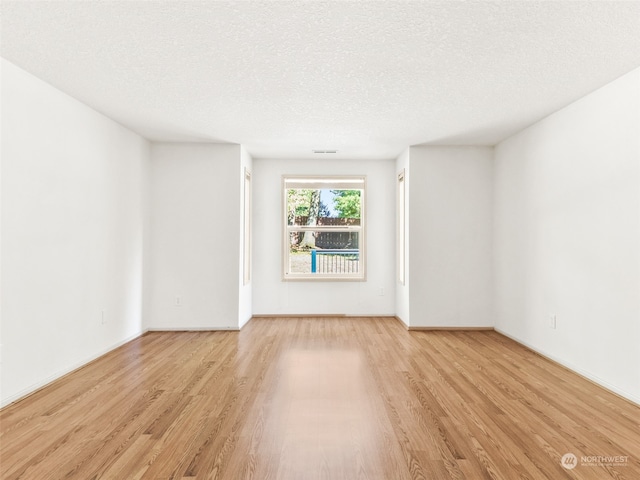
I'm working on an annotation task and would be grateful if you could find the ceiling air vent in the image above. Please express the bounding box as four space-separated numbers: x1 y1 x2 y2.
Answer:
313 150 338 154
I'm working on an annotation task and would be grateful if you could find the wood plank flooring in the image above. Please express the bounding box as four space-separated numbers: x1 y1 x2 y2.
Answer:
1 317 639 479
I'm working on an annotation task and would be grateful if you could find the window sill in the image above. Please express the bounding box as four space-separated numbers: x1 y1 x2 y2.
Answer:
283 274 366 282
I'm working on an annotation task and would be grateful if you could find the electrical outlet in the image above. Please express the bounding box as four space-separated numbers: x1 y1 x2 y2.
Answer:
175 296 182 307
378 287 384 296
549 314 556 329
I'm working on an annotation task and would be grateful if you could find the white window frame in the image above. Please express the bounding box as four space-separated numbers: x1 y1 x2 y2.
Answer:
397 170 406 285
243 168 252 286
283 175 366 281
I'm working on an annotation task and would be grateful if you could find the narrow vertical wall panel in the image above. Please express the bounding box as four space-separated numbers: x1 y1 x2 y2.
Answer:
408 146 494 328
148 144 242 330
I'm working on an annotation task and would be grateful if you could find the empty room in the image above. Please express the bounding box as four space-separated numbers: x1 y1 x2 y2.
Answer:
1 1 639 479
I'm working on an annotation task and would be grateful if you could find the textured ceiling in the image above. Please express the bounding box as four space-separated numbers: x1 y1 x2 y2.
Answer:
2 1 640 160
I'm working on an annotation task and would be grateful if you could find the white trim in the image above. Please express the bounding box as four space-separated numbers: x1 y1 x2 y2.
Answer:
397 169 406 285
251 314 397 318
287 225 361 232
147 327 240 332
284 176 365 190
243 168 252 286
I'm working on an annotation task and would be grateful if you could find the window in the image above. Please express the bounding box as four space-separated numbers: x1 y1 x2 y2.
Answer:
283 176 365 280
243 168 251 285
397 170 405 285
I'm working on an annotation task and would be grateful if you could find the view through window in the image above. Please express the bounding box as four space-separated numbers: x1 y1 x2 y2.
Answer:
283 176 365 280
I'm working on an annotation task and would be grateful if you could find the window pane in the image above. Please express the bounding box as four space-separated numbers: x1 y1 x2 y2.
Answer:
288 232 360 275
287 188 362 227
288 232 312 273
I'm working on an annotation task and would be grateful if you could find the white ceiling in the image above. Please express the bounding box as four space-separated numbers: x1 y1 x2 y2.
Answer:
2 1 640 160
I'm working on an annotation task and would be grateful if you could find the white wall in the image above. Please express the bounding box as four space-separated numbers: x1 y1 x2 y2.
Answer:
408 146 494 328
1 60 150 406
238 146 253 328
252 158 396 315
494 67 640 403
395 148 410 326
147 143 243 330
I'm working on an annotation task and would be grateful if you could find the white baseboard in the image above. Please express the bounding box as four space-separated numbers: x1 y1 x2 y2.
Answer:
408 326 494 331
147 326 240 332
495 327 640 406
1 329 147 409
250 314 397 318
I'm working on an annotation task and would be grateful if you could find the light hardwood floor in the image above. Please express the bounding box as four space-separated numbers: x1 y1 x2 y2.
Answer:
1 317 639 479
